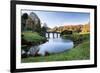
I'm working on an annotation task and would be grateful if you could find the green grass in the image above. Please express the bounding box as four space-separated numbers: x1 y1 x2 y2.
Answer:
62 33 89 41
21 39 90 63
22 31 46 44
62 33 90 46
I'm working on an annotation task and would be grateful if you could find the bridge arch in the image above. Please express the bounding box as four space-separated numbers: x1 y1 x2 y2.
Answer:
46 32 60 39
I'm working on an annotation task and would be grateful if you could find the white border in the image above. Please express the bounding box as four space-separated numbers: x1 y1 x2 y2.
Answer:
16 4 94 69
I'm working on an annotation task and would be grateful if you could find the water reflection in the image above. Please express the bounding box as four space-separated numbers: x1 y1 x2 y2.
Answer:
38 38 74 56
28 37 74 56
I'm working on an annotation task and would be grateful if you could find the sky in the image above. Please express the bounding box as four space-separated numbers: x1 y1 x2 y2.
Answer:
22 10 90 28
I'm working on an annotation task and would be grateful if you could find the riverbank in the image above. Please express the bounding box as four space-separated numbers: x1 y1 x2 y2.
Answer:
61 33 90 47
22 31 47 44
21 31 47 52
22 38 90 62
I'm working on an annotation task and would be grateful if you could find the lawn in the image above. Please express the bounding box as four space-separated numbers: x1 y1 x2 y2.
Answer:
22 31 47 44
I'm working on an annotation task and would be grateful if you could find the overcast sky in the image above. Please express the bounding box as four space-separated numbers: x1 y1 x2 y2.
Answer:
22 10 90 28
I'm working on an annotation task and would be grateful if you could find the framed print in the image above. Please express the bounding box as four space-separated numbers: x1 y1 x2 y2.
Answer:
10 0 97 72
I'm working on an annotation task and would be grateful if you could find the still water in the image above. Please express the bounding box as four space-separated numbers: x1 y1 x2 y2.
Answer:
28 33 74 56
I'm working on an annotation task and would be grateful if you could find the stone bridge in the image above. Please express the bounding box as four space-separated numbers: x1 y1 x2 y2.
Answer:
46 31 60 38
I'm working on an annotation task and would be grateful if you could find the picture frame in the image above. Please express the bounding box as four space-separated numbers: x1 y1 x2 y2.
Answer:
10 0 97 73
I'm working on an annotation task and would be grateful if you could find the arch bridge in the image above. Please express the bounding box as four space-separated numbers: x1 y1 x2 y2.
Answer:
46 31 60 38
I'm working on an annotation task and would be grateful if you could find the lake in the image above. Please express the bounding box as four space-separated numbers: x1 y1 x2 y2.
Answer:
28 33 74 56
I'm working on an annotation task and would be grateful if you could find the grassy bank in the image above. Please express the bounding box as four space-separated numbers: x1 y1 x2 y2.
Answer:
21 31 47 52
22 31 47 44
22 39 90 63
61 33 90 46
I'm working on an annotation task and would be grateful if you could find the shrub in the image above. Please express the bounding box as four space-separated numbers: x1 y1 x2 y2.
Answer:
61 33 90 46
